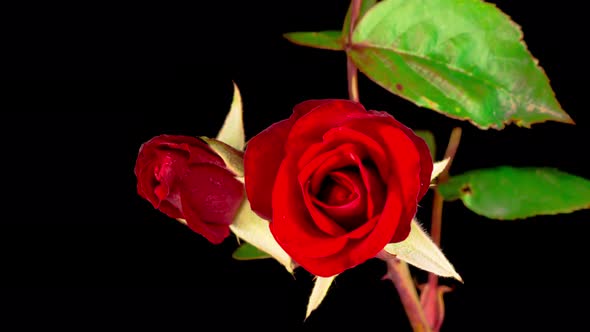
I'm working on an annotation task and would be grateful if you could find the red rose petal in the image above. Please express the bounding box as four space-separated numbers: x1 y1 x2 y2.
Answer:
299 143 363 195
345 214 379 240
244 119 292 221
285 100 367 157
298 144 366 236
303 185 348 237
270 156 349 258
287 197 400 277
348 118 422 242
180 164 244 244
292 99 335 119
347 180 405 263
358 161 386 219
314 170 367 229
304 169 367 237
367 111 433 200
244 100 352 220
136 152 185 218
321 127 391 179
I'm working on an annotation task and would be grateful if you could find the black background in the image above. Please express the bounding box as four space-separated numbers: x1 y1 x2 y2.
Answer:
2 1 589 331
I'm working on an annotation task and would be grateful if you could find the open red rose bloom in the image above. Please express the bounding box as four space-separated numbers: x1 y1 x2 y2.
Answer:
245 100 433 277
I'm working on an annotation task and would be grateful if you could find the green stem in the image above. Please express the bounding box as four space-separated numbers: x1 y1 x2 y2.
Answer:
347 58 359 102
424 127 462 330
430 127 462 244
346 0 361 102
378 252 432 332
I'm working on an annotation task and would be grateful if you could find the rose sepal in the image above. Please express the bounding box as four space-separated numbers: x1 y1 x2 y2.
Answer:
204 83 295 273
382 219 462 282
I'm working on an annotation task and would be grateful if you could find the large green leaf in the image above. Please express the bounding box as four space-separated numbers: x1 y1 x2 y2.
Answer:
283 31 344 51
438 167 590 219
232 242 272 260
342 0 378 41
350 0 573 129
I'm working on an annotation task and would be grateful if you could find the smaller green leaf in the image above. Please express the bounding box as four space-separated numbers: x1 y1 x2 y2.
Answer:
415 130 436 159
216 82 245 151
384 219 462 281
306 275 337 319
283 31 344 51
438 167 590 220
232 242 272 260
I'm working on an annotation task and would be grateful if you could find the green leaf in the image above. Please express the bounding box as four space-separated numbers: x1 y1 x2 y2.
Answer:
230 199 295 273
283 31 344 51
415 130 436 159
384 219 462 281
306 275 337 319
216 82 245 151
232 242 272 260
342 0 378 40
438 167 590 220
350 0 573 129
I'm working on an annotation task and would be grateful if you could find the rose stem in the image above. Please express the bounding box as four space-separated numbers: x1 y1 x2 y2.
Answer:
346 1 430 329
346 0 361 102
377 251 431 332
431 127 462 245
424 127 463 329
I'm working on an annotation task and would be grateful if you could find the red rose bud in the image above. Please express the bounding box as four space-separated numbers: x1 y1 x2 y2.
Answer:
244 100 432 277
419 280 453 332
134 135 244 244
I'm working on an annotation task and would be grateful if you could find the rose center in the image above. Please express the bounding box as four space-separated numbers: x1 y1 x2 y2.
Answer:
317 170 359 206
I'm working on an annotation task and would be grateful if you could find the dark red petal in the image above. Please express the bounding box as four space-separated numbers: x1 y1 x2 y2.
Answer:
292 99 345 120
270 156 348 259
184 214 231 245
321 126 391 181
244 119 292 221
347 180 405 263
345 214 379 240
244 99 367 221
297 144 364 236
289 194 401 277
135 134 226 204
142 134 225 167
367 111 433 200
347 118 422 243
358 161 386 218
302 169 368 238
135 154 184 218
285 100 367 157
299 143 362 195
180 164 244 244
157 200 184 219
145 134 202 146
303 183 348 237
312 169 367 230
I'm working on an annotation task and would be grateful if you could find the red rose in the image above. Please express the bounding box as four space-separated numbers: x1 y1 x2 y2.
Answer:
135 135 244 244
244 100 432 277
